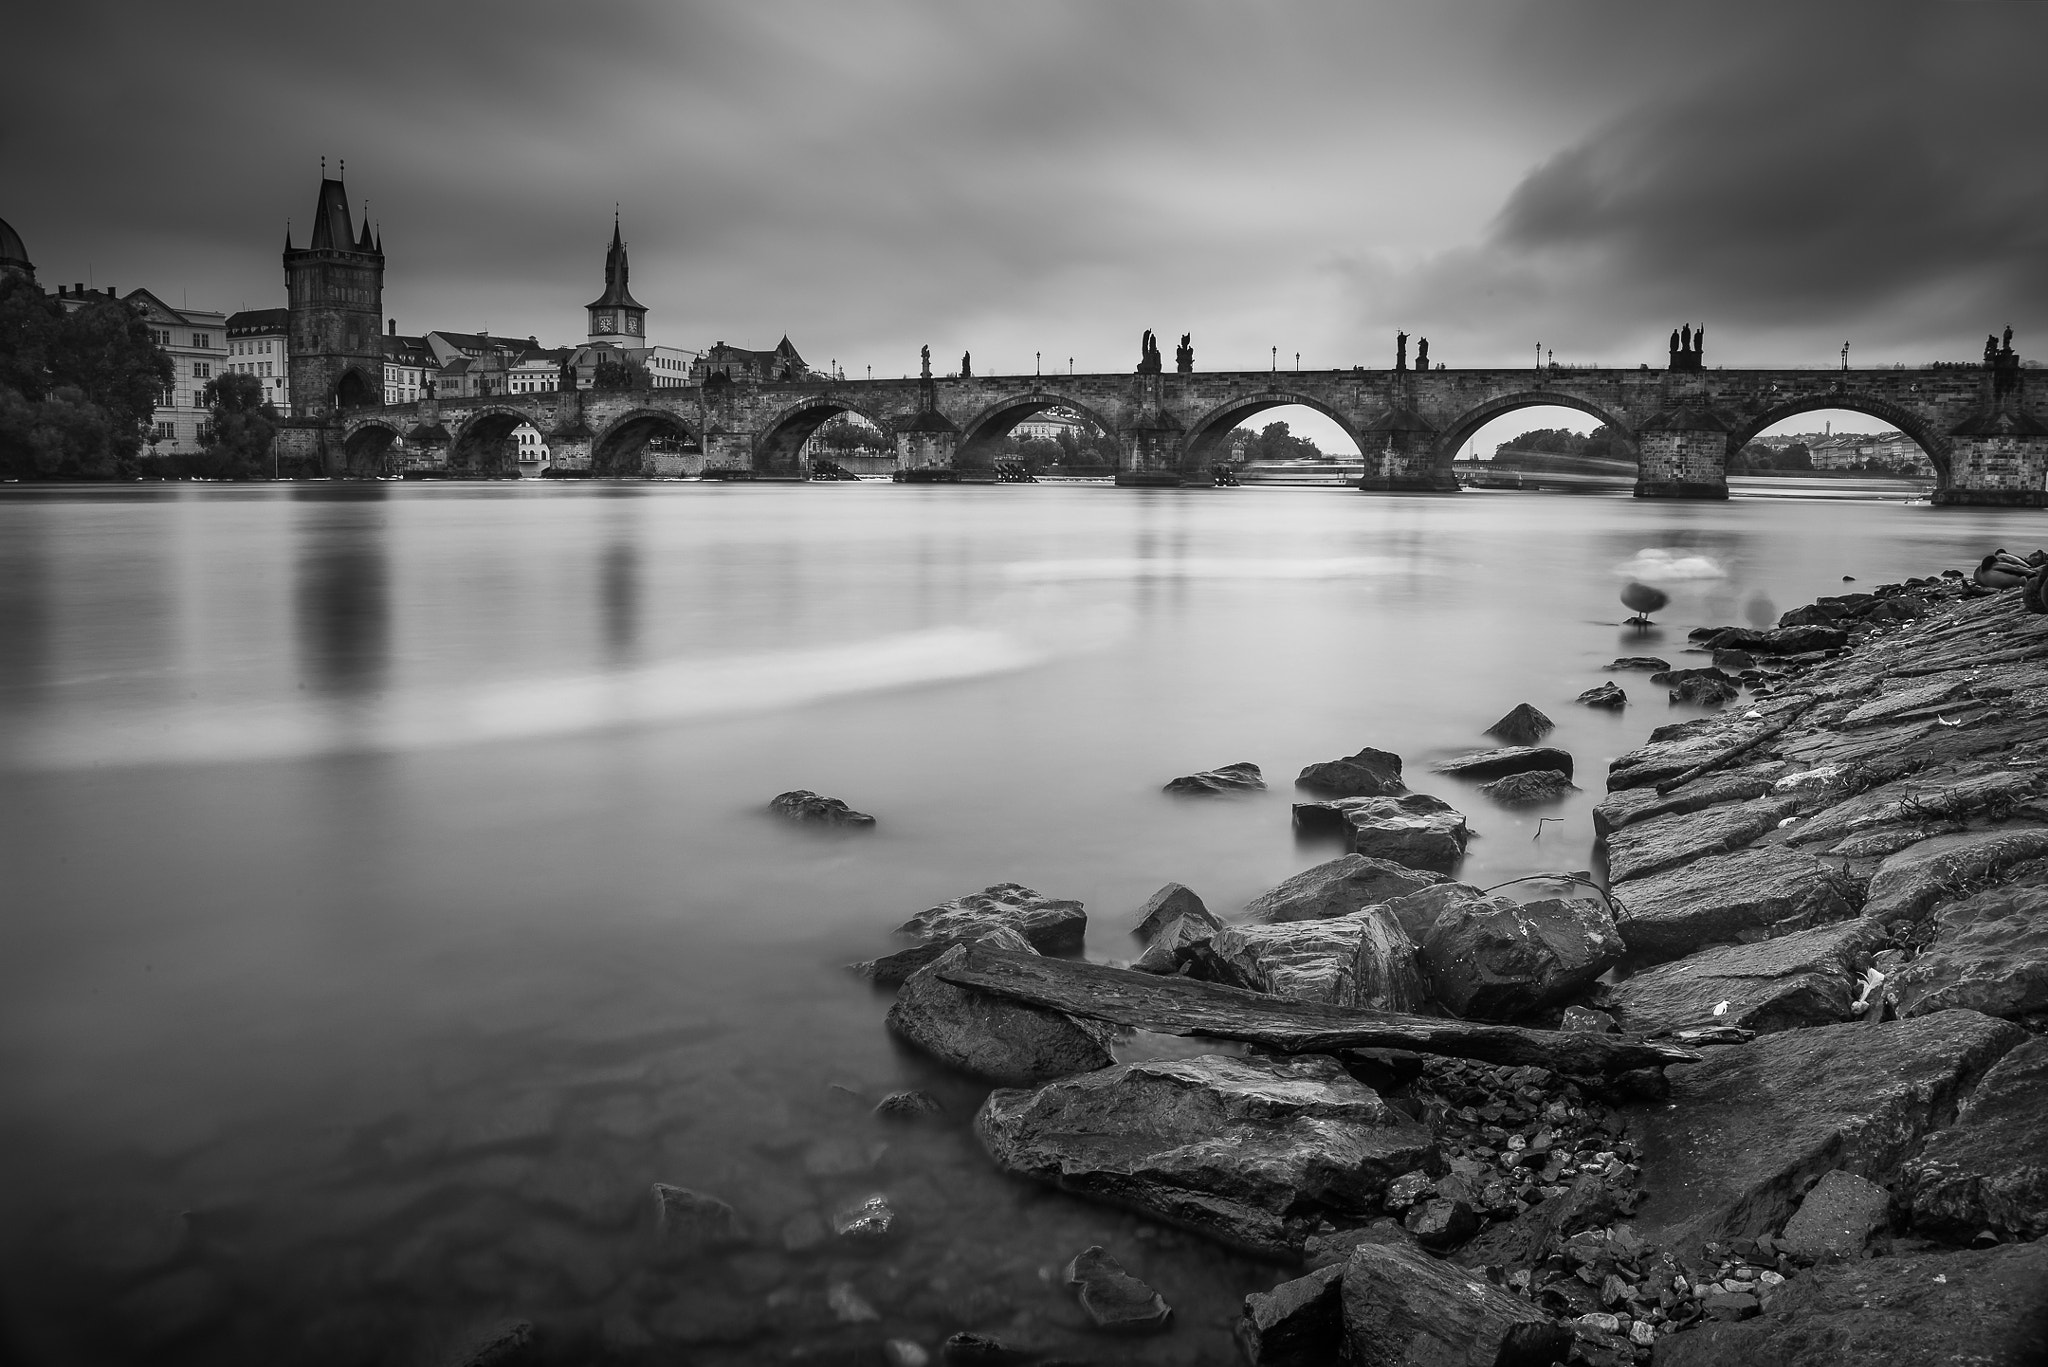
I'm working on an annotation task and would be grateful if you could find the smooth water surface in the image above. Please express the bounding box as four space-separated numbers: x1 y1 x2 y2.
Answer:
1 481 2038 1364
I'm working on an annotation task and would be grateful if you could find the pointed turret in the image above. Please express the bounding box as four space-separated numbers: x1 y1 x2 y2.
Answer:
585 212 648 344
307 177 354 251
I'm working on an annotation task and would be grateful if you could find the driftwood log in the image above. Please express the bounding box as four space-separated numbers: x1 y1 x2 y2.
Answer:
932 945 1701 1076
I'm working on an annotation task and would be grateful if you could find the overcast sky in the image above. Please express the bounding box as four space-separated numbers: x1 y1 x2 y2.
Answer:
5 1 2042 389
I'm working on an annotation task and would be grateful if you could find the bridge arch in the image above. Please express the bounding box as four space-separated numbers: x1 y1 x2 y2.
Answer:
956 392 1122 471
448 405 545 477
1726 392 1951 487
340 417 404 478
1179 391 1367 472
594 406 701 476
1434 390 1639 469
755 395 899 477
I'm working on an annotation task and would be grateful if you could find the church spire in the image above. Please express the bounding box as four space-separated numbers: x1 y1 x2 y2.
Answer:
585 208 647 343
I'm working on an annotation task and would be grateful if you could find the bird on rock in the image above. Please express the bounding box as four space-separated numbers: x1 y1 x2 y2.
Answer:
1973 550 2038 590
1620 581 1669 625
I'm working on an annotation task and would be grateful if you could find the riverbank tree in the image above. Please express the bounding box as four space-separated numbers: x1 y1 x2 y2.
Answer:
0 275 172 479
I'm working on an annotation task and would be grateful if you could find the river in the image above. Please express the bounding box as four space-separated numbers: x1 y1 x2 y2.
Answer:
0 480 2037 1364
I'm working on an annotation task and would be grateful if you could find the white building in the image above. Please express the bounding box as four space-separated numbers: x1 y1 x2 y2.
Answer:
515 422 549 475
1015 409 1087 442
225 308 290 411
382 324 434 404
57 286 227 458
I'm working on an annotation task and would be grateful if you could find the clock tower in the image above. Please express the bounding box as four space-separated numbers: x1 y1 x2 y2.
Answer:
585 214 647 346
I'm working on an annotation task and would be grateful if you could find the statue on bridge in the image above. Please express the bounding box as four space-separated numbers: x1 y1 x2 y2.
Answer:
1175 333 1193 374
1668 323 1705 372
1138 330 1163 375
1395 331 1408 372
1416 337 1429 371
920 345 931 380
960 351 972 379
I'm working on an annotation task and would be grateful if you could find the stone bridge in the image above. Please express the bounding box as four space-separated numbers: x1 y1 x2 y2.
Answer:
317 355 2048 503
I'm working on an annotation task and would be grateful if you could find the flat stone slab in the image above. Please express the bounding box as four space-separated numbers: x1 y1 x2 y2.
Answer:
1607 714 1776 792
1610 844 1858 965
1478 769 1579 805
1628 1010 2026 1253
1593 763 1788 836
1901 1034 2048 1241
886 945 1114 1086
1341 1241 1568 1367
1605 796 1798 883
850 923 1037 988
1243 854 1445 924
1603 918 1884 1037
1892 873 2048 1018
1164 761 1266 795
1432 745 1574 781
1652 1239 2048 1367
1206 906 1425 1012
896 882 1087 954
1787 766 2044 850
1862 828 2048 926
1777 1169 1891 1260
975 1053 1434 1258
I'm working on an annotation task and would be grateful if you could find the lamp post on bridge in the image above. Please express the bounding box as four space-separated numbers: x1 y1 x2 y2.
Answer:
1841 342 1850 373
1271 346 1277 374
1036 351 1041 378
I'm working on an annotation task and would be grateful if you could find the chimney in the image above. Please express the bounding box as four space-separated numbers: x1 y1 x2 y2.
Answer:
389 319 397 335
106 286 116 298
75 282 84 295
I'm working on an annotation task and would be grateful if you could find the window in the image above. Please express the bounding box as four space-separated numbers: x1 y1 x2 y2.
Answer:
154 421 175 439
192 333 210 348
193 362 210 379
150 328 172 347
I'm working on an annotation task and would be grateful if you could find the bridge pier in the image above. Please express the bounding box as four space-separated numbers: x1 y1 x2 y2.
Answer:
1935 415 2048 506
1364 412 1455 491
1635 408 1731 500
1114 387 1189 486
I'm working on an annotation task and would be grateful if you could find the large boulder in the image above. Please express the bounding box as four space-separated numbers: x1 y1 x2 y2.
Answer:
1628 1010 2026 1253
1380 881 1490 944
1418 893 1623 1021
1651 1240 2048 1367
1164 761 1266 795
768 790 876 826
1130 883 1216 943
1602 919 1884 1037
886 945 1114 1086
1433 745 1574 781
1578 681 1628 710
1237 1264 1345 1367
896 883 1087 955
1478 769 1578 805
1338 795 1470 873
1205 906 1426 1012
975 1053 1434 1259
1243 854 1445 924
850 923 1037 988
1862 829 2048 927
1775 1169 1892 1261
1341 1242 1569 1367
1485 703 1555 747
1295 747 1406 797
1704 624 1850 654
1604 797 1798 883
1610 844 1857 965
1607 711 1791 792
1891 874 2048 1018
1900 1034 2048 1240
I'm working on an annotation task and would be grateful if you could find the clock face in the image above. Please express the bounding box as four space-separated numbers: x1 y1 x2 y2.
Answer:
626 315 641 335
599 311 615 332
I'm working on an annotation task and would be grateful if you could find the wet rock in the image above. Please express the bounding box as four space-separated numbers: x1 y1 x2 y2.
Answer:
1478 769 1579 805
1419 892 1623 1021
975 1053 1434 1258
1403 1196 1479 1251
1380 881 1489 943
1652 1240 2048 1367
1629 1010 2026 1253
896 883 1088 956
1578 681 1628 710
1609 844 1858 965
769 790 876 827
1607 709 1796 792
1672 675 1741 708
1713 649 1756 670
1433 745 1575 782
1777 1170 1891 1260
1594 763 1790 836
851 924 1038 989
1864 830 2048 927
1292 790 1459 837
1787 766 2040 848
1133 909 1221 975
884 1341 930 1367
873 1089 945 1122
1205 905 1426 1011
1243 853 1445 924
651 1184 746 1250
941 1331 1030 1364
887 945 1114 1086
1339 796 1471 873
1705 624 1850 654
1063 1246 1171 1331
1561 1005 1618 1033
827 1281 881 1323
1603 919 1885 1037
1648 666 1739 688
1486 703 1556 747
1606 656 1670 671
830 1193 899 1245
1164 760 1265 795
1130 882 1216 942
1237 1263 1345 1366
1296 746 1406 797
1341 1241 1570 1367
1891 875 2048 1017
1901 1034 2048 1240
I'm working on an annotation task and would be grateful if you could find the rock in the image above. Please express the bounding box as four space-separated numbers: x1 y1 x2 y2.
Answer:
827 1281 881 1323
1651 1240 2048 1367
1672 676 1740 707
1609 844 1858 965
1648 666 1739 688
1478 769 1578 805
1243 854 1445 924
884 1341 930 1367
1205 906 1427 1011
851 924 1038 989
1787 766 2041 848
1901 1034 2048 1240
1606 656 1670 671
1777 1170 1891 1260
1593 763 1789 836
1486 703 1555 747
886 945 1114 1086
1419 893 1623 1021
1296 746 1406 797
1339 796 1471 873
1602 919 1885 1037
1381 880 1490 943
1561 1005 1617 1033
1705 624 1850 654
1701 1292 1760 1321
1237 1264 1345 1367
896 883 1088 955
651 1184 746 1250
1133 909 1221 975
1891 874 2048 1018
1864 830 2048 927
873 1090 945 1122
1403 1197 1479 1251
975 1053 1434 1258
1713 649 1756 670
829 1193 899 1245
1062 1246 1171 1331
430 1317 537 1366
1164 761 1265 795
1292 789 1458 836
769 790 877 826
1131 882 1217 942
1628 1010 2026 1253
1340 1241 1570 1367
1578 681 1628 710
1433 745 1574 781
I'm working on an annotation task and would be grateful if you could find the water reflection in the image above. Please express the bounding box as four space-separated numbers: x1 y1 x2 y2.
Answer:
293 491 390 699
600 540 640 666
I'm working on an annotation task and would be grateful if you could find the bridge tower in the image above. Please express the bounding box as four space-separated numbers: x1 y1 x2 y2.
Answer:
585 215 647 347
284 168 385 419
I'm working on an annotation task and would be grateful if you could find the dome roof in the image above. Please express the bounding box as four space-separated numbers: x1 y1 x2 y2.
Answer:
0 215 30 274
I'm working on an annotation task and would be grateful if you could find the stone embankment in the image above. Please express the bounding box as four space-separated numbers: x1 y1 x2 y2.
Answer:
841 557 2048 1366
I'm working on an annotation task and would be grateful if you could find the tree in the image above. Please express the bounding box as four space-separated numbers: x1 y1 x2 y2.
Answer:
0 275 171 478
1015 436 1063 470
190 371 278 479
591 358 642 392
1242 420 1323 462
1778 441 1812 471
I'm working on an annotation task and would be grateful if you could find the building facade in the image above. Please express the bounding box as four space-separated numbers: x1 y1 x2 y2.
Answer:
381 325 434 405
225 307 290 412
59 286 227 457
